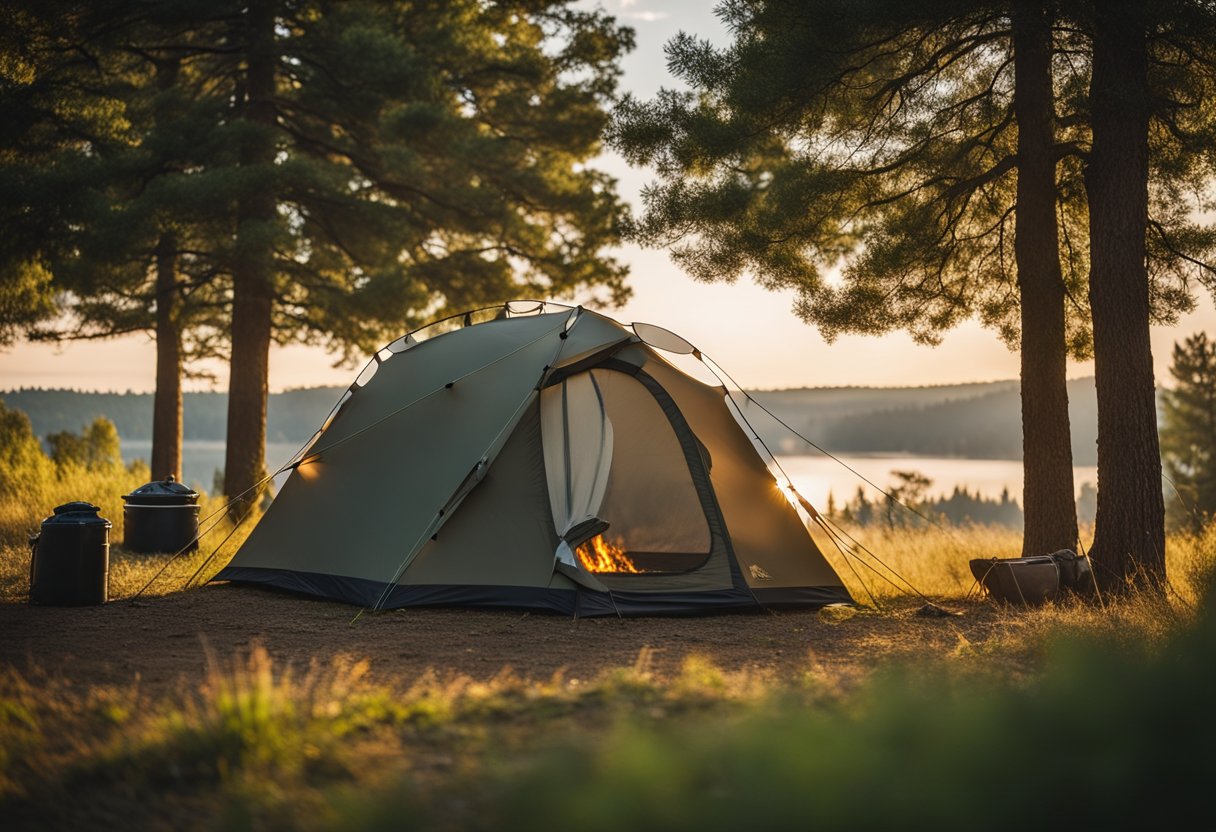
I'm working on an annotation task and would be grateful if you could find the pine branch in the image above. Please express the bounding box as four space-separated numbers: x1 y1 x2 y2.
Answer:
1149 218 1216 278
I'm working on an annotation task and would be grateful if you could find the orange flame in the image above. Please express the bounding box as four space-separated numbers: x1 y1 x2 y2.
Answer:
576 535 641 574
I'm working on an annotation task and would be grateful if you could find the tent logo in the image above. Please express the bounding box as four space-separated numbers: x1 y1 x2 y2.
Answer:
749 564 773 580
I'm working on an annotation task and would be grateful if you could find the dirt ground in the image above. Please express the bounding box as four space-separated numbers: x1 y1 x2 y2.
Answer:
0 583 1010 695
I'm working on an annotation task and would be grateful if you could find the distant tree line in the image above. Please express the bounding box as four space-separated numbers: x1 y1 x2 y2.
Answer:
818 379 1100 464
1 387 344 443
3 379 1108 460
828 325 1216 533
829 471 1026 528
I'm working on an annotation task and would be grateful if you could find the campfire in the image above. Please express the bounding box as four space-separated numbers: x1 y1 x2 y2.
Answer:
576 534 641 573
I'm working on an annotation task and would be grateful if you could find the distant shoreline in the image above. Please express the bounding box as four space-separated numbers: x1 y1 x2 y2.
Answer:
2 378 1114 466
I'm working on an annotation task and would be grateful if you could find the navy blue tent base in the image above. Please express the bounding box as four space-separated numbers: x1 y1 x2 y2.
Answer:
214 566 853 617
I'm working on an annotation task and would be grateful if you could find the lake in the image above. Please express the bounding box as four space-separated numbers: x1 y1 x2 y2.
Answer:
776 454 1097 510
123 440 1097 509
121 439 309 493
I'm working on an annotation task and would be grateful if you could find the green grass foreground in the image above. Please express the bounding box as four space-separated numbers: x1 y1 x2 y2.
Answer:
3 464 1216 829
3 584 1216 830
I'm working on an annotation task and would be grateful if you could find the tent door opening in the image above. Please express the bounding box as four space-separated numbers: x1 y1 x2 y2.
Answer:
543 367 714 579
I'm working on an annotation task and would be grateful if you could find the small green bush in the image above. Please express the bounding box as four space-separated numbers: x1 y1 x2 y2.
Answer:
0 399 149 548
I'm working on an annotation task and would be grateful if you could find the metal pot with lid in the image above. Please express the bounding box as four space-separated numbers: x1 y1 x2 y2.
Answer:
29 501 111 605
122 474 201 553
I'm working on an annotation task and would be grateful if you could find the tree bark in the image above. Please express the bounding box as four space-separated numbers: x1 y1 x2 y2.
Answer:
150 57 182 483
223 0 277 516
1085 0 1165 591
1012 0 1079 557
151 230 182 481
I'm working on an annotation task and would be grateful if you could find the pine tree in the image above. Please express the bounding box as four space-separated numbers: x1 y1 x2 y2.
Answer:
1084 0 1163 590
1161 333 1216 532
0 1 125 343
1081 0 1216 590
209 0 634 510
609 0 1086 556
0 1 234 480
1 1 634 512
1011 0 1079 556
0 263 55 347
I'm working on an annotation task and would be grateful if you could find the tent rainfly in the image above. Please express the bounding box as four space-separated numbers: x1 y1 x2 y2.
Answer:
215 303 853 615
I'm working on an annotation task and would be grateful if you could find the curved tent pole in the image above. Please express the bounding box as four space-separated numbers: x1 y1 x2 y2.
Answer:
292 319 578 467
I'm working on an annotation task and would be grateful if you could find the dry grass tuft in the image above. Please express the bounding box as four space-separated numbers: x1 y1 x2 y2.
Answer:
0 640 788 820
816 521 1216 610
815 522 1023 600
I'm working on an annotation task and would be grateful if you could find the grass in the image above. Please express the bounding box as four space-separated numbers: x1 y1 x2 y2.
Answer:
430 608 1216 832
0 640 784 824
816 521 1024 600
0 464 259 604
4 461 1216 828
815 519 1216 607
820 522 1214 612
4 583 1216 829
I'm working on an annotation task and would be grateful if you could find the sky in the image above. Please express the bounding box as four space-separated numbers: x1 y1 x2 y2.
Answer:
1 0 1213 394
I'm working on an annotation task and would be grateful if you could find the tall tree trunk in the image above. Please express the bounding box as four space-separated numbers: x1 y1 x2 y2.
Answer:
151 230 182 480
1085 0 1165 591
224 0 277 516
1012 0 1078 557
150 57 183 483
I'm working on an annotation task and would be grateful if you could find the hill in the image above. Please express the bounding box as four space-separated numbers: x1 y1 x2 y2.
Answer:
749 378 1099 464
2 378 1104 463
0 387 347 444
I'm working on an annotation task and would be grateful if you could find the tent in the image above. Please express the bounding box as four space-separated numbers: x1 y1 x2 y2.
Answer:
214 303 852 615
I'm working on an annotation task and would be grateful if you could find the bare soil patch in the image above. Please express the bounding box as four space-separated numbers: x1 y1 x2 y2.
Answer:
1 583 1006 693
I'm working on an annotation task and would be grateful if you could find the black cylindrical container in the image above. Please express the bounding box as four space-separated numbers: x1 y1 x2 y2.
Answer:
29 501 111 605
123 475 200 554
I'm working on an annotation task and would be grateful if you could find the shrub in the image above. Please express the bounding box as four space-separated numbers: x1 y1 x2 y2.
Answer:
0 400 149 547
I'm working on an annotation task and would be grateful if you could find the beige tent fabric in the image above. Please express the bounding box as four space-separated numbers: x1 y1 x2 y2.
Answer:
589 369 710 556
586 366 735 593
551 308 633 369
540 372 614 568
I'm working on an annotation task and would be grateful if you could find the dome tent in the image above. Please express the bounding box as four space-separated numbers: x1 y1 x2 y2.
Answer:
214 302 852 615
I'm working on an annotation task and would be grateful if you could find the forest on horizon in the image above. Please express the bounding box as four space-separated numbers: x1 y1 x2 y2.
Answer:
1 378 1107 463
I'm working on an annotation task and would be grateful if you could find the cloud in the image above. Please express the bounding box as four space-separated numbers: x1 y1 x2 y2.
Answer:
599 0 669 20
626 11 670 22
